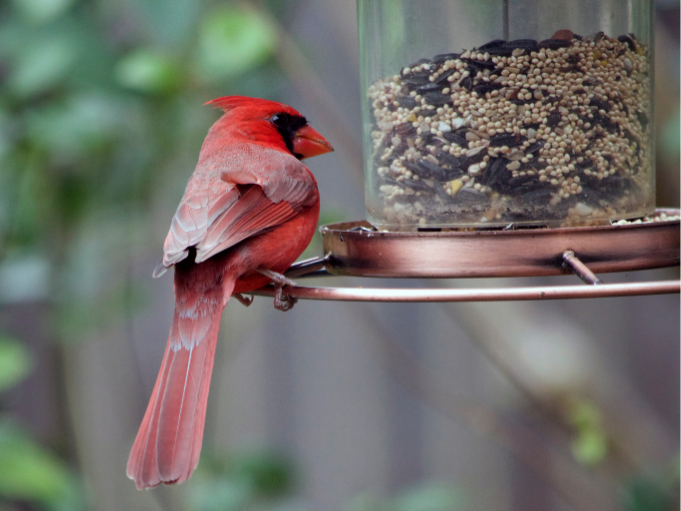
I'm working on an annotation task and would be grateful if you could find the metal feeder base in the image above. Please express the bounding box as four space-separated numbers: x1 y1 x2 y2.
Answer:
251 209 680 303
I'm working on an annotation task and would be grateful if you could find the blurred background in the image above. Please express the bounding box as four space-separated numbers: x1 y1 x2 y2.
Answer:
0 0 678 510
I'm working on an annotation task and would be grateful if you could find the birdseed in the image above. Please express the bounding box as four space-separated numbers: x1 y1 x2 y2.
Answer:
367 30 653 228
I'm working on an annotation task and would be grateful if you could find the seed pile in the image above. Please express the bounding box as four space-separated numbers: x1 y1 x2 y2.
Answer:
368 30 652 228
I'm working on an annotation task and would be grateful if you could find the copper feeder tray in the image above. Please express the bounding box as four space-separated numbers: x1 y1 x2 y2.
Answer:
253 208 680 303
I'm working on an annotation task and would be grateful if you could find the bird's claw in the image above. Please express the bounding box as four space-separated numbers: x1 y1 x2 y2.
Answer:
257 269 298 311
274 287 298 311
234 293 254 307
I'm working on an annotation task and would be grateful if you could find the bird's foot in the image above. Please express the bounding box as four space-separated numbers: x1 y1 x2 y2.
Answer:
257 269 298 311
274 287 298 311
234 293 254 307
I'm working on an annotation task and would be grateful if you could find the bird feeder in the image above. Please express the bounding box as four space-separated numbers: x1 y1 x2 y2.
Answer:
359 0 654 229
256 0 678 301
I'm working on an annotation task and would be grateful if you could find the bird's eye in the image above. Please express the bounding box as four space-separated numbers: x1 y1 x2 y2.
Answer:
271 114 286 127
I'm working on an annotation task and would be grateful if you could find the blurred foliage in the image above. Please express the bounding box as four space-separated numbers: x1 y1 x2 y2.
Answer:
345 482 466 511
0 334 32 392
0 0 287 336
621 461 680 511
564 396 608 466
0 0 288 509
0 333 84 511
0 0 677 510
0 419 85 511
187 449 297 511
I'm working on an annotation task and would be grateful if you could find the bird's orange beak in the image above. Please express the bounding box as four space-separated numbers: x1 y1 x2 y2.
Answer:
293 125 334 160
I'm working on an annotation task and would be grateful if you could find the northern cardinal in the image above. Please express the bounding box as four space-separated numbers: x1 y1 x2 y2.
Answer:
127 96 333 489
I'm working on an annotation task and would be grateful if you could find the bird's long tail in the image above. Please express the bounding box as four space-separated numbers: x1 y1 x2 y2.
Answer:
127 268 234 489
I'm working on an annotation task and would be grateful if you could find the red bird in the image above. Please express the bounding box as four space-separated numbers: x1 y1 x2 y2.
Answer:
127 96 333 489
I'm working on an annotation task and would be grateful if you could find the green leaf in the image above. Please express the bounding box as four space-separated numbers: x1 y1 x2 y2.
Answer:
0 335 32 392
11 0 76 24
7 35 77 98
115 48 182 95
25 92 126 161
231 450 295 497
565 397 608 465
570 429 608 466
0 419 83 510
393 482 466 511
188 476 254 511
197 7 276 82
622 475 674 511
345 492 389 511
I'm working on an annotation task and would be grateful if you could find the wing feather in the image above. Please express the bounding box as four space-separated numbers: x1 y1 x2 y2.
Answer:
154 148 318 275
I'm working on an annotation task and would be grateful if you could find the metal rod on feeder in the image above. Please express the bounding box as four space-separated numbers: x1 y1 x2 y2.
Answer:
562 250 604 285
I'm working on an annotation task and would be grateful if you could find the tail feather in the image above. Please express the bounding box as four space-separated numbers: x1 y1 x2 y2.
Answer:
127 282 231 489
157 315 213 483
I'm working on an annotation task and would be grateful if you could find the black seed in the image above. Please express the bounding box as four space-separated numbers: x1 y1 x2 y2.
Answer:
581 78 599 87
525 140 544 155
395 123 417 137
454 188 489 204
509 98 534 105
589 98 611 112
395 95 418 109
455 154 472 170
508 175 536 187
539 38 572 49
434 68 456 83
433 53 461 63
473 82 504 95
402 178 433 193
522 188 553 205
504 39 539 52
467 148 486 165
422 92 451 106
420 133 438 147
403 75 431 89
481 157 506 186
573 34 583 40
433 181 452 201
402 160 423 176
478 39 506 51
519 66 531 76
489 133 523 147
573 88 586 95
420 108 440 117
417 82 444 94
461 76 473 90
567 54 580 64
416 158 448 181
435 150 462 168
442 131 468 147
547 111 561 127
546 95 562 104
464 58 496 71
593 113 617 133
485 46 515 57
617 35 636 52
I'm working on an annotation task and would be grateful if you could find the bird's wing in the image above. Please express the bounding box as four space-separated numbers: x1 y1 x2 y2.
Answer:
154 148 318 277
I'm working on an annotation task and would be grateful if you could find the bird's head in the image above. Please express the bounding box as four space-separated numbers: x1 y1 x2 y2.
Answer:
205 96 333 160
